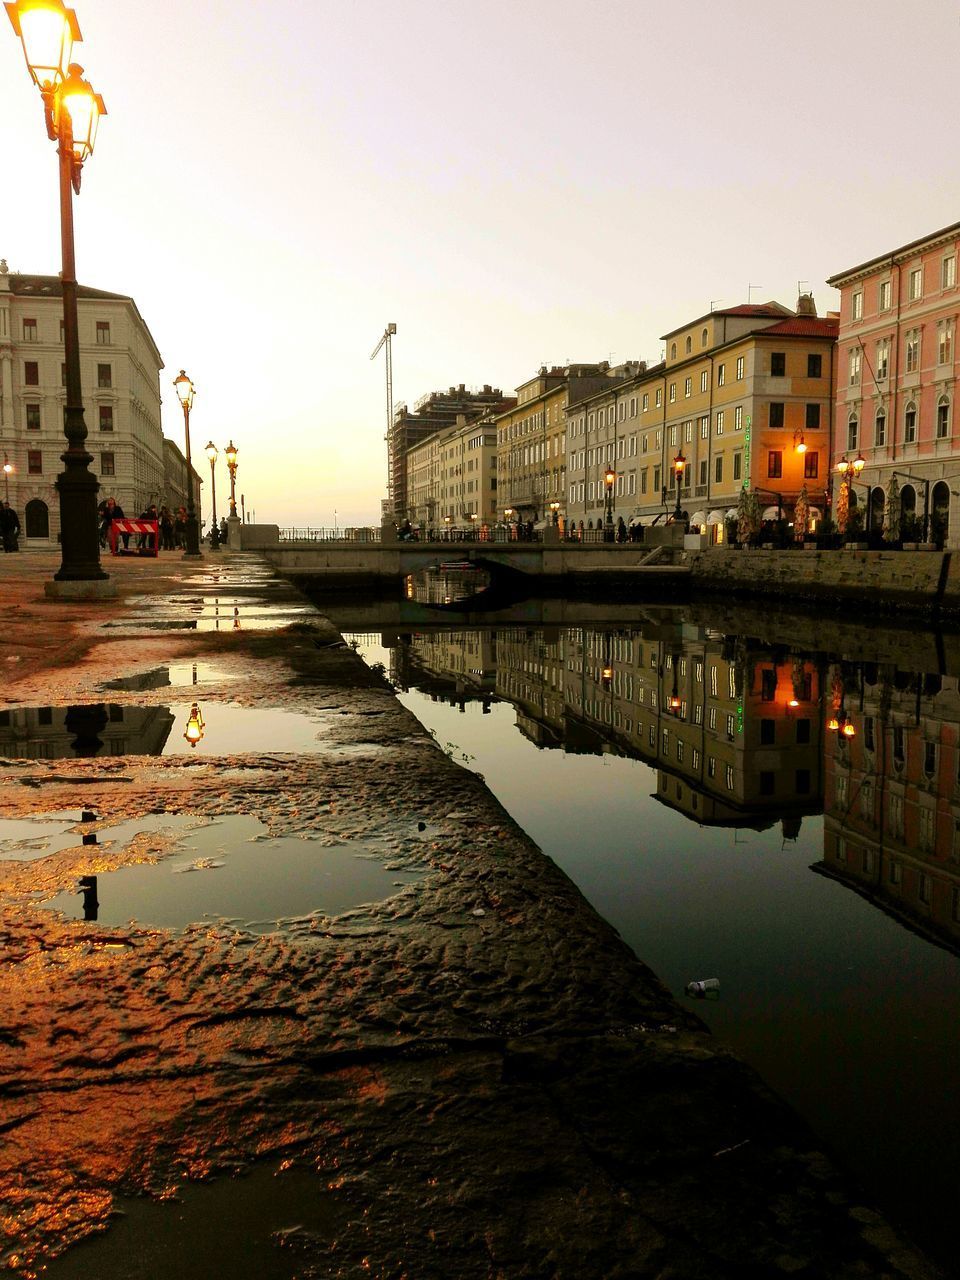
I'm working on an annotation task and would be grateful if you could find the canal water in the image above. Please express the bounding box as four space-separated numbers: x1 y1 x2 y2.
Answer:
329 575 960 1269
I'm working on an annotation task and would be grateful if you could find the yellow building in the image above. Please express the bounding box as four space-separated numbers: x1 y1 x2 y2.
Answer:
495 364 632 526
659 297 838 531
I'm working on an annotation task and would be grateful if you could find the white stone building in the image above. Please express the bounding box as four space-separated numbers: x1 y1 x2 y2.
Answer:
0 259 166 543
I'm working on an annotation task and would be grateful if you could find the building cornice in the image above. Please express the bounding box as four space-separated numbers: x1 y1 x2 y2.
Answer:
827 221 960 288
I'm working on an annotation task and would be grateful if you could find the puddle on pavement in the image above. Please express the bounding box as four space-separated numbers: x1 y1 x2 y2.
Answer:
0 811 95 861
101 662 229 692
0 702 331 758
41 813 423 930
44 1162 341 1280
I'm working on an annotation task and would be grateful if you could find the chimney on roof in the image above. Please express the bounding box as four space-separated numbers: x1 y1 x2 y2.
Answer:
483 384 491 393
458 383 465 393
796 292 817 317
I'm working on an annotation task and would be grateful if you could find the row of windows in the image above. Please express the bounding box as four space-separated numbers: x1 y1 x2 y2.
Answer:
20 450 115 475
850 255 956 319
23 404 114 431
21 360 114 387
846 397 952 450
848 322 952 384
18 318 112 343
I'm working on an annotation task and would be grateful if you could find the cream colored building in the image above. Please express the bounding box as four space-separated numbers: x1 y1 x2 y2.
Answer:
405 410 504 530
0 260 165 542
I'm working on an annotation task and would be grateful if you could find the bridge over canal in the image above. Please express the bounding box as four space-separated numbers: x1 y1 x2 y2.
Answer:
240 527 690 594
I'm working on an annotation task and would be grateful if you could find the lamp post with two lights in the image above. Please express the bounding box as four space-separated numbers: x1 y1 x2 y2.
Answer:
6 0 111 592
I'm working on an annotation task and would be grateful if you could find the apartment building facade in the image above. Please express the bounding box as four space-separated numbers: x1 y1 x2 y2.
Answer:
827 222 960 544
566 300 837 532
405 409 505 529
390 384 508 520
494 363 636 526
0 261 165 543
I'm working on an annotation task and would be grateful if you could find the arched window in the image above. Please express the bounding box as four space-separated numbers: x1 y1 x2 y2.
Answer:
937 395 950 440
24 498 49 539
685 336 692 354
701 328 708 347
932 480 950 546
900 484 916 515
870 486 885 531
670 342 677 360
847 414 859 451
874 407 886 447
904 400 917 443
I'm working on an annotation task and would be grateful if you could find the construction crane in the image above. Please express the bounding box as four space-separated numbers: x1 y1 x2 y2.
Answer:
370 323 397 513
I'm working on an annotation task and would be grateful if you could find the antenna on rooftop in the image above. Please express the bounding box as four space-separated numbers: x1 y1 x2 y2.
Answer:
710 299 722 312
748 284 763 303
798 279 809 295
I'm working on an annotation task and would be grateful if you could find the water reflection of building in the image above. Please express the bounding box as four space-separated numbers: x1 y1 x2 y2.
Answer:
820 665 960 953
0 704 175 759
391 632 497 710
392 623 825 832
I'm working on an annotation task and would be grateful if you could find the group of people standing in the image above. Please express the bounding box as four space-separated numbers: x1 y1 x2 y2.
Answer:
98 497 190 553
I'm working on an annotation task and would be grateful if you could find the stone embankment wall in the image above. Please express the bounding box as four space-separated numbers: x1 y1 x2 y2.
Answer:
686 547 960 615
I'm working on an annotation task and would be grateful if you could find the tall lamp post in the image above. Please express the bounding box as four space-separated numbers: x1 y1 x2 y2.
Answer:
225 440 238 516
204 440 220 550
3 454 12 503
836 452 870 535
673 450 687 520
604 463 615 537
173 370 201 558
6 0 111 592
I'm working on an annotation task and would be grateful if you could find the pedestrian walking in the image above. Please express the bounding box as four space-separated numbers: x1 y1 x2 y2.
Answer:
1 501 21 552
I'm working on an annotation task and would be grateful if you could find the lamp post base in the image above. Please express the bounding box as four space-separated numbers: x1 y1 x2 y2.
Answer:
45 578 118 601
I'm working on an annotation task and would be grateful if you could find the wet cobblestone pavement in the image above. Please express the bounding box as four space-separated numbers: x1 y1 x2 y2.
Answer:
0 552 943 1278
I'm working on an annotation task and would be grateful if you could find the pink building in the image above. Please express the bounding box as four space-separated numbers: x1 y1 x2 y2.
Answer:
827 222 959 544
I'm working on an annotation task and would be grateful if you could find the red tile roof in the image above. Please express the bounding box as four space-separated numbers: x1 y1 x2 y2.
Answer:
718 303 793 318
760 316 840 338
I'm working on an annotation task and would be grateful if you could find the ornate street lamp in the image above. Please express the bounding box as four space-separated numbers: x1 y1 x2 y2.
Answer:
673 450 687 519
6 0 110 590
224 439 238 516
3 454 12 503
604 463 616 531
173 370 201 559
793 430 807 454
204 440 219 550
183 702 205 748
549 499 560 525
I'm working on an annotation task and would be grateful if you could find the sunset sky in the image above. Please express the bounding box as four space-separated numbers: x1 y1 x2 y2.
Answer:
3 0 958 526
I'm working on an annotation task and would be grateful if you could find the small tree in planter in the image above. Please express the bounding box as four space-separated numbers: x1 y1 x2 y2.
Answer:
724 515 739 547
900 512 921 544
847 508 865 540
930 511 948 549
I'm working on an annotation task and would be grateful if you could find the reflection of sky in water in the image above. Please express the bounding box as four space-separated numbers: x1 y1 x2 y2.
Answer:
162 703 328 755
42 813 422 931
347 631 960 1271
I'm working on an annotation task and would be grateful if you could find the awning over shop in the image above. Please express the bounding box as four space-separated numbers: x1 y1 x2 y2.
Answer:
707 509 725 523
761 506 781 520
690 510 707 525
725 507 738 520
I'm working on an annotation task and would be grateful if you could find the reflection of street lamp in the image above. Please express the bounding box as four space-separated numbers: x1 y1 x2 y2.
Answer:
668 654 681 713
183 702 205 748
205 440 219 550
6 1 109 588
673 451 686 519
224 439 238 516
828 708 856 738
3 454 11 503
604 464 615 530
173 370 201 559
